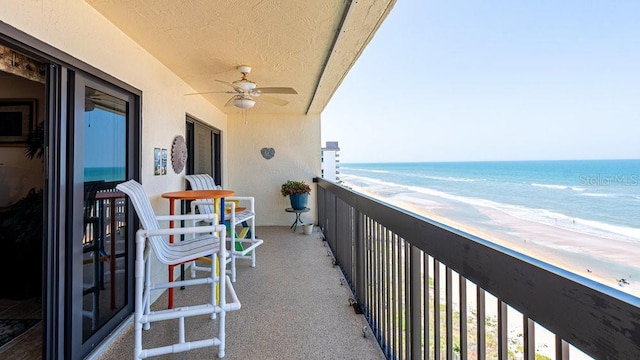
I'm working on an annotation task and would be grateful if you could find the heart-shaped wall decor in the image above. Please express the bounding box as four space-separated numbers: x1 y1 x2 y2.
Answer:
260 147 275 160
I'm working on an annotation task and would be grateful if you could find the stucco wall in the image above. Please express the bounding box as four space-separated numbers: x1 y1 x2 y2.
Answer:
0 76 45 206
227 112 322 226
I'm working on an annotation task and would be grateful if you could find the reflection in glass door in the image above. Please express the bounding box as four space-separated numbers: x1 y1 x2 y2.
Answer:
70 77 134 357
81 87 127 341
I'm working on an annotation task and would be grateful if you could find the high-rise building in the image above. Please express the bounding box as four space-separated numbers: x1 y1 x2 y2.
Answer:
321 141 340 182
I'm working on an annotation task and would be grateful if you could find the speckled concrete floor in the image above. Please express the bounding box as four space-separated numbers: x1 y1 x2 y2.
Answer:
94 226 384 360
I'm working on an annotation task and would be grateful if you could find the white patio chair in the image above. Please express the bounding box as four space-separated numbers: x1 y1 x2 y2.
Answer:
185 174 263 283
116 180 241 359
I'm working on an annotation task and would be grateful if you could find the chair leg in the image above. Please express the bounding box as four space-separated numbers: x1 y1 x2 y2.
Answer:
250 219 257 268
143 252 151 331
190 260 197 278
218 248 227 358
211 254 217 320
230 229 237 283
134 232 145 359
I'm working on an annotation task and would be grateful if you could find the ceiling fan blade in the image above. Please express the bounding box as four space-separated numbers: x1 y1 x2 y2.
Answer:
254 87 298 95
224 96 237 107
184 90 233 95
259 94 289 106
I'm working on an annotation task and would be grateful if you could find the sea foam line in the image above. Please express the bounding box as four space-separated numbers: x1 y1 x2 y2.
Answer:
417 174 484 182
341 168 391 175
531 183 587 192
581 193 617 198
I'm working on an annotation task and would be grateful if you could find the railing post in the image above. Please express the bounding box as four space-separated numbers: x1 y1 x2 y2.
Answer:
434 260 441 360
446 267 453 360
424 253 431 360
355 211 365 308
459 275 467 360
556 337 569 360
498 300 508 360
477 288 486 360
410 245 421 360
524 317 535 360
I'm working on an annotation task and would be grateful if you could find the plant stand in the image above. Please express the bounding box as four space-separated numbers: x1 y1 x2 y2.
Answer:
285 207 310 232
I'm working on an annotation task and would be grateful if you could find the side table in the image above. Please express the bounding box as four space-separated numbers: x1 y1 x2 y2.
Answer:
285 207 310 232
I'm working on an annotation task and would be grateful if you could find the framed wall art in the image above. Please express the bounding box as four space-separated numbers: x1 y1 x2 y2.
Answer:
0 99 36 144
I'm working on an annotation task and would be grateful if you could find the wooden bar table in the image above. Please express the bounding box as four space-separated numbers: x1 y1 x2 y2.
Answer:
161 189 235 309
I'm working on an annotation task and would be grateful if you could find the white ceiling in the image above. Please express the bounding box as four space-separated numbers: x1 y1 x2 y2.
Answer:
86 0 396 115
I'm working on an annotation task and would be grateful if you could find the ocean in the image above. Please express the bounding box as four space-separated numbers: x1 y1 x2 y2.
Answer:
85 167 126 183
338 159 640 292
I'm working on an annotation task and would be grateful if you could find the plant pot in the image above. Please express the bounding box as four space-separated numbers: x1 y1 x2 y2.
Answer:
302 223 313 235
289 193 309 210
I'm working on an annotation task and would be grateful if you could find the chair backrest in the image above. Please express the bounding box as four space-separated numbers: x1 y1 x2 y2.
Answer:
185 174 219 214
116 180 169 259
185 174 220 190
116 180 161 232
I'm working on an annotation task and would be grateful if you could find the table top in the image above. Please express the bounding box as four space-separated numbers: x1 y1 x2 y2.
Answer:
285 207 310 213
161 189 235 200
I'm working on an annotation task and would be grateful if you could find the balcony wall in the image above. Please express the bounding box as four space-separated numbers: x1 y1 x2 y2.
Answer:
316 178 640 359
227 112 321 226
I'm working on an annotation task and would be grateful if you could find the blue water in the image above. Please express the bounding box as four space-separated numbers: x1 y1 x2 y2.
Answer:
85 167 125 182
339 159 640 241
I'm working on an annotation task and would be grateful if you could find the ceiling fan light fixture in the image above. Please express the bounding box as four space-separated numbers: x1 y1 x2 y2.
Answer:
233 97 256 109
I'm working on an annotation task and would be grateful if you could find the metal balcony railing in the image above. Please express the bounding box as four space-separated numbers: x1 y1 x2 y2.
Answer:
315 178 640 360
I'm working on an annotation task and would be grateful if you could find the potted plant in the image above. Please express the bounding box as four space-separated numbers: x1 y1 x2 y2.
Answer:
281 180 311 210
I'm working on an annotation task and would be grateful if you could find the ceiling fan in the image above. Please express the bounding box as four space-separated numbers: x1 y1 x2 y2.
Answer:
186 65 297 109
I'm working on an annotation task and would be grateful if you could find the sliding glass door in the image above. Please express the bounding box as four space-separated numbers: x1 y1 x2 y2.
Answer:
67 74 136 357
186 117 221 184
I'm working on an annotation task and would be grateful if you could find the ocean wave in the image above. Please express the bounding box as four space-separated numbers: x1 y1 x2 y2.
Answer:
368 169 390 174
340 167 390 174
339 174 404 189
581 193 617 198
531 183 569 190
420 175 484 182
576 218 640 240
531 183 588 193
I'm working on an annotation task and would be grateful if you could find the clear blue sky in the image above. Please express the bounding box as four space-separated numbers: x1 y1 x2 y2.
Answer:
85 108 126 168
321 1 640 163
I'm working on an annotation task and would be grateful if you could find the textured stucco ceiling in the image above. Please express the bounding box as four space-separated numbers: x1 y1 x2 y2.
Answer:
86 0 395 115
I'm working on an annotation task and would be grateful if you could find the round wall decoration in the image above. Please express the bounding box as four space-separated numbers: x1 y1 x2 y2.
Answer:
171 135 188 173
261 147 275 159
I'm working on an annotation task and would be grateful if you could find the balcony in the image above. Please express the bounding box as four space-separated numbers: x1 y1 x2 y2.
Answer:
95 226 385 359
96 179 640 359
